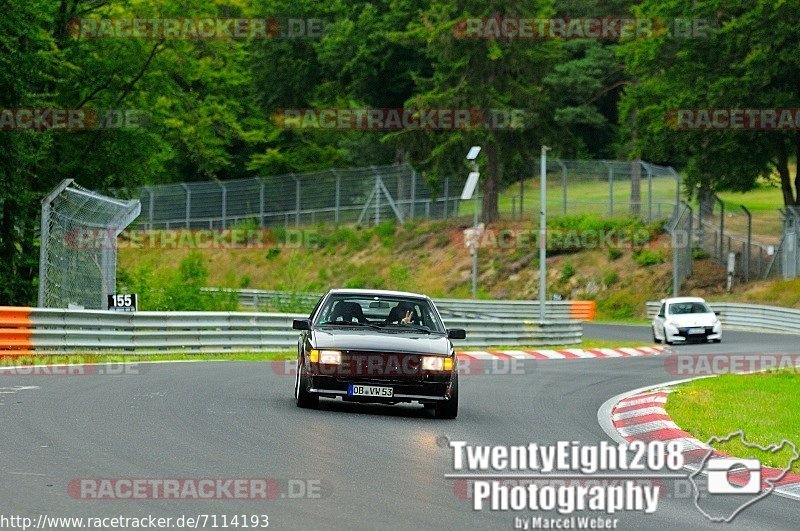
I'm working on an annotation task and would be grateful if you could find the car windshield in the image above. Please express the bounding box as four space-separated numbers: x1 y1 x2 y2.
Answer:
668 302 712 315
314 294 445 334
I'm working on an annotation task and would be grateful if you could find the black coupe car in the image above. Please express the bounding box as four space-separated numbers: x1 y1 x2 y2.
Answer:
292 289 465 418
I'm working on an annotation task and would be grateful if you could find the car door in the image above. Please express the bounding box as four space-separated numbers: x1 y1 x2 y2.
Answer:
654 303 666 338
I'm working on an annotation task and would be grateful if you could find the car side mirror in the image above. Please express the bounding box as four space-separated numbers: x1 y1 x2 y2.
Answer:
447 328 466 340
714 311 720 316
293 319 311 330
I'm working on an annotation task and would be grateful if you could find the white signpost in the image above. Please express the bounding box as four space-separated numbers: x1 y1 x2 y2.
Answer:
462 147 482 298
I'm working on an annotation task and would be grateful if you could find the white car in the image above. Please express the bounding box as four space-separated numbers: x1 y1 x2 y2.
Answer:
652 297 722 345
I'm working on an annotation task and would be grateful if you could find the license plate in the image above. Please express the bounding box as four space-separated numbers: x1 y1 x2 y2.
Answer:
688 327 705 334
348 384 393 397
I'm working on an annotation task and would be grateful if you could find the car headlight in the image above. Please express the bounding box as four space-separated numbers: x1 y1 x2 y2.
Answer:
421 356 454 371
309 349 342 364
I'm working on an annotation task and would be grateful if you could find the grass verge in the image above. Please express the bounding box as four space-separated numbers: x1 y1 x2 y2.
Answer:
666 370 800 473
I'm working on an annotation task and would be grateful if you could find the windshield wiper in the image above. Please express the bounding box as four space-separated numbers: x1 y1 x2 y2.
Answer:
382 324 433 334
321 321 385 331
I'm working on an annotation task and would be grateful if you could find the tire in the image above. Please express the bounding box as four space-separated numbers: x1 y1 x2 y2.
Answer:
652 327 662 344
295 358 318 409
434 376 458 419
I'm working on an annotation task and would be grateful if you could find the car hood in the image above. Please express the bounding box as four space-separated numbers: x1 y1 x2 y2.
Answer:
311 328 451 356
667 313 718 327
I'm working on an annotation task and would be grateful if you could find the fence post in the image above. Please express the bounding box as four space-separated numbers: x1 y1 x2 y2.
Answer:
220 182 227 229
443 177 449 219
147 188 155 230
332 169 340 224
293 174 300 227
602 161 614 216
557 159 567 215
716 196 725 260
409 170 416 219
181 183 191 228
741 205 752 282
687 202 693 277
259 180 265 227
645 163 653 222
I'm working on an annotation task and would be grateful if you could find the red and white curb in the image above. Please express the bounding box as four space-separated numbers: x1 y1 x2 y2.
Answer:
458 345 664 361
598 379 800 501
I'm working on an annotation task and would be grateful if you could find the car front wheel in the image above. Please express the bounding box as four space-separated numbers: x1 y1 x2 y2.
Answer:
652 327 662 344
295 358 319 409
434 375 458 419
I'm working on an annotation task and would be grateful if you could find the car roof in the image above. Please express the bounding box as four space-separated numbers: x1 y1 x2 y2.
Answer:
327 288 430 299
662 297 708 303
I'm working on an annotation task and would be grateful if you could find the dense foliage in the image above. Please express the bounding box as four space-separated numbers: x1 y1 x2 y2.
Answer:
1 0 799 304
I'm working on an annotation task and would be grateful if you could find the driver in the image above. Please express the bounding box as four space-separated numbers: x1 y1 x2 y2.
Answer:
383 301 419 326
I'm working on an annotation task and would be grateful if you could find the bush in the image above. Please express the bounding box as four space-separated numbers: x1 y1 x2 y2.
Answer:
374 221 396 246
692 247 711 260
633 248 665 266
118 251 238 311
608 248 623 261
604 271 619 286
559 261 576 283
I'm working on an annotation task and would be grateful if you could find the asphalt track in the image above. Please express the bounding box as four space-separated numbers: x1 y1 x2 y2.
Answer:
1 325 799 530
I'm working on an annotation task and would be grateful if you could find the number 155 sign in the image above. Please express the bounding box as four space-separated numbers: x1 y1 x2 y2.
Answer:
107 293 138 312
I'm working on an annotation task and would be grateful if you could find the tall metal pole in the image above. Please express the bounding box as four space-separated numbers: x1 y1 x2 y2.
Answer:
540 146 551 320
472 185 478 298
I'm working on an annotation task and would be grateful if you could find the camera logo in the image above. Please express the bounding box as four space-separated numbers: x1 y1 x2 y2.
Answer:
706 458 761 494
690 430 799 523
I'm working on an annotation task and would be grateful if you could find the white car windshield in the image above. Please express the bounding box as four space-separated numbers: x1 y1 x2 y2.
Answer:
668 302 712 315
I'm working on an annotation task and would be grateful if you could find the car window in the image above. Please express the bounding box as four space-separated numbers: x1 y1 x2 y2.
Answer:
668 302 712 315
657 303 665 318
314 294 445 333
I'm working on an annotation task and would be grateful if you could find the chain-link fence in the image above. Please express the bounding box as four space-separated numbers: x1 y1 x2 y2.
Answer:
666 202 693 296
694 194 783 282
765 207 800 280
138 164 463 229
135 159 680 229
499 159 679 223
38 180 141 309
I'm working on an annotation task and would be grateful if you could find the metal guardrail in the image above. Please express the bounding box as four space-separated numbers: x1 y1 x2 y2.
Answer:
203 289 597 321
0 307 582 355
645 301 800 334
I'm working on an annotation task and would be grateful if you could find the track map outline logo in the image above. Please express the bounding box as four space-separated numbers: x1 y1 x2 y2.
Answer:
689 430 800 523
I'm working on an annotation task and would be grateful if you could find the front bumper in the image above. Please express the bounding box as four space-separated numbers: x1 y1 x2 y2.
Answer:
665 324 722 342
309 374 454 404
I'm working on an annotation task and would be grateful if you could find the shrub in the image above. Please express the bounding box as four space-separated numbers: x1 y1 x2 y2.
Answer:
604 271 619 286
608 248 623 261
692 247 711 260
118 251 237 311
633 248 664 266
559 261 576 283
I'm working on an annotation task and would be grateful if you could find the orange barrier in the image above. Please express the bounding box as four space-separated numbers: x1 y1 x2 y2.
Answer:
0 307 33 355
570 301 596 321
